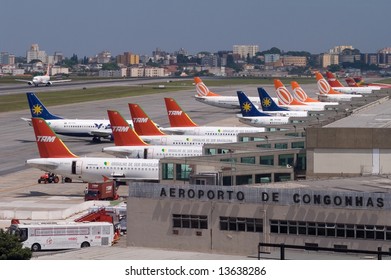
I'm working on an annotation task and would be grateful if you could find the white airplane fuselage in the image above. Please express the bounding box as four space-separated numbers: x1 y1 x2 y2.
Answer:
26 157 159 182
103 145 203 159
316 93 363 102
24 118 132 139
31 75 51 86
331 86 379 94
139 134 237 145
262 110 308 117
236 114 290 127
195 95 260 109
160 126 265 136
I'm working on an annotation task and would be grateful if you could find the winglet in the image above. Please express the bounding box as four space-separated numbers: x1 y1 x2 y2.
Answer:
315 72 342 94
326 71 345 87
290 81 319 103
194 77 220 97
128 104 165 136
237 91 270 117
273 79 307 105
107 110 148 146
257 88 289 112
31 118 77 158
26 92 63 120
164 97 198 127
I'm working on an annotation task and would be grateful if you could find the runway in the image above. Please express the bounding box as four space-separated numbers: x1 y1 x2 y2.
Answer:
0 81 284 176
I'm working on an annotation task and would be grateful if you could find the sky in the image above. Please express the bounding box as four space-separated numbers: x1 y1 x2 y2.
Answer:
1 0 391 58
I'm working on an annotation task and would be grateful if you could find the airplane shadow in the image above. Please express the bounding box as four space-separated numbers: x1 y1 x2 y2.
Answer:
16 191 83 198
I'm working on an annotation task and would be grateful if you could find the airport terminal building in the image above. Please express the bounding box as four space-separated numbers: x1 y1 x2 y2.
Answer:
126 177 391 256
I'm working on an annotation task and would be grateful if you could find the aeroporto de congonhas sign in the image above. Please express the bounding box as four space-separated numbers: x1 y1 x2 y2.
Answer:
128 183 390 210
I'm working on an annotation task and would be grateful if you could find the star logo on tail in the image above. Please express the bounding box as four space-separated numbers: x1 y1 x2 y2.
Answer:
242 102 252 112
32 104 43 115
262 97 271 107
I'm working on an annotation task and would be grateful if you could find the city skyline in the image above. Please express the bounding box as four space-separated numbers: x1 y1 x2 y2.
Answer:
1 0 391 57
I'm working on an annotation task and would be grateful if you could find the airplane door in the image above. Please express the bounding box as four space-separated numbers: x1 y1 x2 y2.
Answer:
71 160 82 175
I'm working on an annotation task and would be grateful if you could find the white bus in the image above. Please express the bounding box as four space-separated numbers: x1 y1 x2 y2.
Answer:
7 221 115 251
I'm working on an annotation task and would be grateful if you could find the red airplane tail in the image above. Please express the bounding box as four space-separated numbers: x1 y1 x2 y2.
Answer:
128 103 165 136
31 118 77 158
345 77 359 87
326 71 345 87
107 110 148 146
164 97 197 127
194 77 220 97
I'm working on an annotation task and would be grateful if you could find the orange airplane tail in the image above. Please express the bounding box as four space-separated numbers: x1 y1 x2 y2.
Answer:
273 79 307 106
326 71 345 87
107 110 148 146
315 72 342 94
194 77 220 97
128 104 165 136
290 81 319 102
31 118 77 158
164 97 198 127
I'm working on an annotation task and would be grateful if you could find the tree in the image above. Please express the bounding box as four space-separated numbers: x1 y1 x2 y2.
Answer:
261 47 281 55
0 229 32 260
101 62 120 70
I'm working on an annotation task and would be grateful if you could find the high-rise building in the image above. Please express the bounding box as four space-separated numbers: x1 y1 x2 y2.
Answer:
116 52 139 65
26 44 47 63
328 45 353 54
320 53 339 68
233 45 259 59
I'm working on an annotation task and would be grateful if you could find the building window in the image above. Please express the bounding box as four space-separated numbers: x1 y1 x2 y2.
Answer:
274 143 288 149
220 216 263 233
162 163 174 180
260 155 274 166
241 157 255 164
175 163 192 181
278 154 294 167
270 219 391 241
172 214 208 229
255 173 272 183
291 141 305 149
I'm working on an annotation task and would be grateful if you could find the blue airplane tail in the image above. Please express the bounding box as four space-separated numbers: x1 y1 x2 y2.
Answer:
237 91 271 117
26 92 63 119
257 87 289 112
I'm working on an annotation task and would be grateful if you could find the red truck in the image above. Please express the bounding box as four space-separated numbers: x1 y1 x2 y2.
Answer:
84 181 119 201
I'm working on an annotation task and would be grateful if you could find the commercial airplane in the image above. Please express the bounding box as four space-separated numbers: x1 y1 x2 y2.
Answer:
257 88 308 117
161 97 265 135
128 103 237 145
236 91 290 127
102 110 203 158
26 118 159 183
325 71 379 94
15 65 71 87
273 80 325 111
194 77 261 109
290 81 339 107
315 72 362 102
22 92 133 142
345 77 391 89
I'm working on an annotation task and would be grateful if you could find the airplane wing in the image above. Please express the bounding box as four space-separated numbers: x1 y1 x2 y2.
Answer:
50 79 72 84
21 117 32 126
15 79 32 83
90 130 112 138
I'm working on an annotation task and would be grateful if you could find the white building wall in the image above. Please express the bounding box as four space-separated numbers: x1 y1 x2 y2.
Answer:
313 149 372 174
